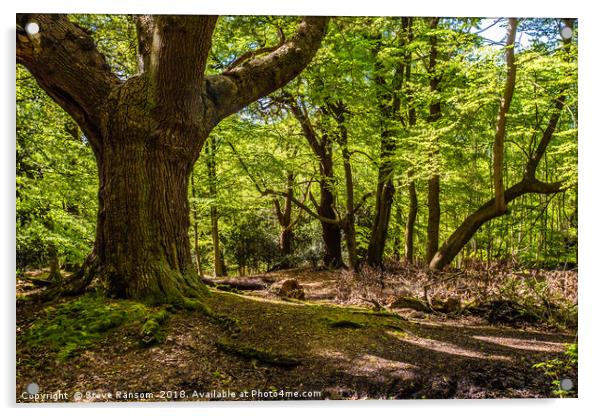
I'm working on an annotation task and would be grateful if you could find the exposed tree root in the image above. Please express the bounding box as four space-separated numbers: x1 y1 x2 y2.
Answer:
216 338 301 368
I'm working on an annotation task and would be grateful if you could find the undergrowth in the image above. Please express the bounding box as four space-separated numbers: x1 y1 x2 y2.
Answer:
335 262 577 329
533 343 578 397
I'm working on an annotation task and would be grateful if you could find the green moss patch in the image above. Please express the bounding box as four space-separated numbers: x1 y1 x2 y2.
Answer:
22 294 171 360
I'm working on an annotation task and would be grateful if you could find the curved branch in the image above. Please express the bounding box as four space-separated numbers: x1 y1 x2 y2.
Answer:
16 14 120 149
428 19 575 271
205 16 329 121
429 177 563 270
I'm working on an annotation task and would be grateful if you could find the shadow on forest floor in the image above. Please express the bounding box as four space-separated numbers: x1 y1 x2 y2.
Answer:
16 270 576 402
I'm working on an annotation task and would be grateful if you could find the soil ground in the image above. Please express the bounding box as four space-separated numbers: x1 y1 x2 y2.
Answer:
16 268 576 402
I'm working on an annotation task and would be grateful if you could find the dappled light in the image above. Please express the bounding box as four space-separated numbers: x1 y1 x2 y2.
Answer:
388 331 511 361
472 335 568 353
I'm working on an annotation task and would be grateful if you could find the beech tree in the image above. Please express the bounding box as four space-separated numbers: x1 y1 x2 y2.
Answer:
16 14 329 303
429 18 574 270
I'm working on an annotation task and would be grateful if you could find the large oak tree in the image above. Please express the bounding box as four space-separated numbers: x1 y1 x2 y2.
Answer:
16 14 329 303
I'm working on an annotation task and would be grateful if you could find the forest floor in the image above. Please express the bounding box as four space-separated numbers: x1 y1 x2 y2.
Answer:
16 268 577 402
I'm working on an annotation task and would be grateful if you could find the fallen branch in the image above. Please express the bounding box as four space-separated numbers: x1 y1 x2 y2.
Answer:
201 277 268 291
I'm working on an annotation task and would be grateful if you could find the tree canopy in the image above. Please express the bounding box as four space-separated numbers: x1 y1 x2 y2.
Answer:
16 15 577 289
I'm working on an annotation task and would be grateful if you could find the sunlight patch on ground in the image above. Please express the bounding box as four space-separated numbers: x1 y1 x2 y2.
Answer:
472 335 567 352
388 331 510 361
317 349 417 380
349 354 418 379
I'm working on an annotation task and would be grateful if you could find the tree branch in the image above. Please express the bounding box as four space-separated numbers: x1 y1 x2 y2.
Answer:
262 189 341 225
16 14 120 150
225 27 286 70
133 15 155 73
354 191 376 214
205 16 329 121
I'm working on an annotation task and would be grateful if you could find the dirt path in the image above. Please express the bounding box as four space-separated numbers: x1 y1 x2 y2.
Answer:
16 272 576 401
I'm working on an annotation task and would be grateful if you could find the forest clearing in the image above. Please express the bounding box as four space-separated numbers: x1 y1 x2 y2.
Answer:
16 13 578 402
17 265 576 400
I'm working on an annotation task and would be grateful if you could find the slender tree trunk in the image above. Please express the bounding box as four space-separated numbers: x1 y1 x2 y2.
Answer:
287 99 344 268
403 20 418 265
47 243 62 283
193 223 203 277
493 18 518 214
318 173 344 268
341 145 358 271
273 172 295 269
206 137 226 277
328 100 358 270
367 164 395 266
426 175 441 262
393 202 402 261
281 173 295 257
404 176 418 264
190 172 204 278
425 17 442 263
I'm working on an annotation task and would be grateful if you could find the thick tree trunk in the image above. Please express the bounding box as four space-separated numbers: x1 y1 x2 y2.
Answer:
80 74 211 303
93 125 205 302
17 14 329 302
